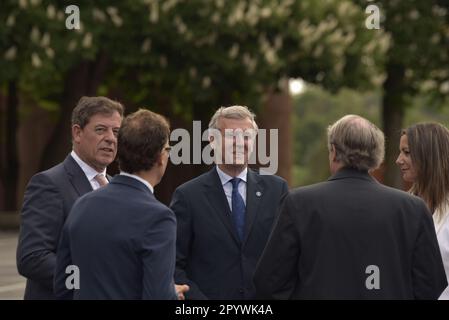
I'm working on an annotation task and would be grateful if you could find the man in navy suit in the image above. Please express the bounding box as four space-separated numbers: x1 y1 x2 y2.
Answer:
17 96 124 299
54 109 188 300
171 105 288 299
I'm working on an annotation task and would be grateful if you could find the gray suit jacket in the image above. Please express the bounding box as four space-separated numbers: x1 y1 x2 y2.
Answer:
16 155 94 299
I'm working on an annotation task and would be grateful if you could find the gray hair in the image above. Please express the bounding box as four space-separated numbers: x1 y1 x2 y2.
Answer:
208 105 258 131
327 115 385 171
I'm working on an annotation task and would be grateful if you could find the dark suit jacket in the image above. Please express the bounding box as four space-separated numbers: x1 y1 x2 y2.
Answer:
254 168 448 299
54 175 178 300
170 167 288 299
16 155 94 300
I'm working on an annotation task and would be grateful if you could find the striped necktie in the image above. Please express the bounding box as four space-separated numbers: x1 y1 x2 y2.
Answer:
94 173 108 188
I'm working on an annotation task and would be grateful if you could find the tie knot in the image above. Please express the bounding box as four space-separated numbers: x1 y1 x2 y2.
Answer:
94 173 108 187
230 178 241 189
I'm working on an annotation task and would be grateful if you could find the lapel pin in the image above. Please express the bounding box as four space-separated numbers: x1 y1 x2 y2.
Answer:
256 191 262 197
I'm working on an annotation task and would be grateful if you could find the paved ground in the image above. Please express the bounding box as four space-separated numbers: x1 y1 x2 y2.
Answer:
0 231 25 299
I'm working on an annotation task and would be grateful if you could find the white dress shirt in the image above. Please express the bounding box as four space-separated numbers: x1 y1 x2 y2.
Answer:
71 151 107 190
120 172 154 194
216 166 247 212
434 202 449 300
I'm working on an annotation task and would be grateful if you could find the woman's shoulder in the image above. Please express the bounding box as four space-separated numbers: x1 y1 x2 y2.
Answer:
434 200 449 234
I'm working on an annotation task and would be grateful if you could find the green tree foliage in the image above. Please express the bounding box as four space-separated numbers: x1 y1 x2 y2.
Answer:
3 0 445 208
292 86 449 187
1 0 389 113
292 86 380 186
351 0 449 187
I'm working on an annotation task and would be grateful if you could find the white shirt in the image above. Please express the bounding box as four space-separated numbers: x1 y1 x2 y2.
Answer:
434 202 449 300
216 166 247 212
120 172 154 194
71 151 107 190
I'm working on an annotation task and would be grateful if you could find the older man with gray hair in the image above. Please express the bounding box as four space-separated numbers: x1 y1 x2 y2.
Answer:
254 114 447 299
171 105 288 299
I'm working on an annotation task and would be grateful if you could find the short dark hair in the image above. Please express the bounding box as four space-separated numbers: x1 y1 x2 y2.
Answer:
118 109 170 173
71 96 124 128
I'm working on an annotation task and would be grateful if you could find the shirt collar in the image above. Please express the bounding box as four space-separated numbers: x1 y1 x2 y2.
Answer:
119 172 154 194
71 150 107 181
216 166 247 186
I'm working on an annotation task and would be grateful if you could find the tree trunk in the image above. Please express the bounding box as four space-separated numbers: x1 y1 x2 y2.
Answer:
39 54 109 170
3 81 19 210
382 62 406 188
154 112 195 206
0 91 3 210
154 97 206 206
259 87 293 186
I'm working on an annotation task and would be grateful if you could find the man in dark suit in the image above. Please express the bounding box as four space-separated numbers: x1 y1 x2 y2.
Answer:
254 114 448 299
54 109 188 300
171 105 288 299
16 96 124 299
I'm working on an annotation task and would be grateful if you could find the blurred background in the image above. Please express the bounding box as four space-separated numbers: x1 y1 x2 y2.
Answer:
0 0 449 216
0 0 449 299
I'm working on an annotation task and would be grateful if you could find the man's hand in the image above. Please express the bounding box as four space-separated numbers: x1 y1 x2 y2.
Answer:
175 284 190 300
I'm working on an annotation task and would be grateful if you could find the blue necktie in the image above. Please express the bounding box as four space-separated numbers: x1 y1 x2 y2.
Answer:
230 178 246 241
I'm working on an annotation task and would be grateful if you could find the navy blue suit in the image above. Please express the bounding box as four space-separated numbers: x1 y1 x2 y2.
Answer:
171 167 288 299
17 155 93 299
54 175 178 300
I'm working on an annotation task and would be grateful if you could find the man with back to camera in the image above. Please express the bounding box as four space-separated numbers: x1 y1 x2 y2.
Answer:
16 96 124 299
171 105 289 299
54 109 189 300
254 114 447 299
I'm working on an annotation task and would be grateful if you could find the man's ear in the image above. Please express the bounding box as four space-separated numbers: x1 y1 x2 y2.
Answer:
330 144 337 162
156 151 164 166
72 125 82 144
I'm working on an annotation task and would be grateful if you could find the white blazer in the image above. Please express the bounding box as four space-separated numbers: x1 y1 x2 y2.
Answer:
434 203 449 300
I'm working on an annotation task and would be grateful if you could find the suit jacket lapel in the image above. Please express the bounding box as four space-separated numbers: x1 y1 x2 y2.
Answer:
63 155 93 196
242 169 263 246
203 168 241 246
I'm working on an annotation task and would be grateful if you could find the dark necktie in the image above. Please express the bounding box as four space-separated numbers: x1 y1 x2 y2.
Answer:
230 178 246 241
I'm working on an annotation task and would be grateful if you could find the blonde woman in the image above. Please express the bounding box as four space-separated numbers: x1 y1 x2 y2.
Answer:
396 122 449 298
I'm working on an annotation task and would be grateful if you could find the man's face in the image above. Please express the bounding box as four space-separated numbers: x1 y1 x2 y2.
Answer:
72 111 122 172
213 117 256 166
